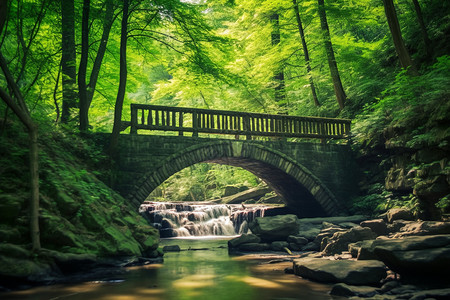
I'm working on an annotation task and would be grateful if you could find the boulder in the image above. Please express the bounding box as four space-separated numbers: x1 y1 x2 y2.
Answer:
287 235 308 246
238 243 270 251
358 234 450 261
228 233 261 248
405 288 450 300
330 283 378 297
386 208 414 223
249 214 298 242
314 226 347 250
392 220 450 238
322 226 376 255
293 257 387 286
301 242 319 252
374 245 450 279
297 222 321 241
270 241 289 251
360 219 388 236
221 187 271 204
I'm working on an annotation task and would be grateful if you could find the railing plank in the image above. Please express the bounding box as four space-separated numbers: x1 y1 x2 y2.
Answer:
129 103 350 140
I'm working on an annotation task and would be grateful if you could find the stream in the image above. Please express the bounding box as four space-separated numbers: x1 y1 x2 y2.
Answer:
2 238 340 300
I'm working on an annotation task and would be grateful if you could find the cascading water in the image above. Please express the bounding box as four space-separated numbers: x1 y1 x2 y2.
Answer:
139 201 267 237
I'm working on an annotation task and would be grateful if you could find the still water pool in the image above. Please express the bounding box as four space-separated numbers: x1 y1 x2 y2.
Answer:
3 238 342 300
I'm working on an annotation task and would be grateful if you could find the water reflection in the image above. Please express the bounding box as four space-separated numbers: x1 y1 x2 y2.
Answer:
2 238 341 300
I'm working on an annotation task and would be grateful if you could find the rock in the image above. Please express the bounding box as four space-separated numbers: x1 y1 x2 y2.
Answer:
298 215 369 225
297 222 321 241
287 235 308 246
228 233 261 248
162 245 181 252
223 185 247 197
386 208 414 223
330 283 378 297
270 241 289 251
289 243 301 251
361 219 388 236
392 220 450 238
293 257 387 286
238 243 270 251
387 220 413 234
221 186 271 204
377 280 400 293
314 226 347 250
322 226 377 255
249 214 298 242
374 246 450 280
406 288 450 300
358 234 450 262
301 242 319 251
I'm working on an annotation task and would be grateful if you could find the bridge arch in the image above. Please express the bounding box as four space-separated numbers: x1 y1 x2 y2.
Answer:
128 140 344 217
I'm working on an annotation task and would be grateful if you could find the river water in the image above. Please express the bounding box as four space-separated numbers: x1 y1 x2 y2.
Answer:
2 237 341 300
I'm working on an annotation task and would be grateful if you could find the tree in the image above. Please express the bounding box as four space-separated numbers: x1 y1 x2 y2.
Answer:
109 0 129 157
0 0 40 251
317 0 346 110
78 0 90 132
293 0 320 107
382 0 418 75
270 13 286 108
60 0 77 123
411 0 432 59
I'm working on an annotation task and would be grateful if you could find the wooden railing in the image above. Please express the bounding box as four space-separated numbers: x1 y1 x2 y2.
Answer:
128 104 351 140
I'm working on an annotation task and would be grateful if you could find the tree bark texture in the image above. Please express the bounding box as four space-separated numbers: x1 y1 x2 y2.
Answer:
78 0 90 132
293 0 320 107
270 13 286 109
61 0 77 123
411 0 432 59
87 0 115 108
0 52 41 251
109 0 129 157
382 0 418 75
317 0 346 110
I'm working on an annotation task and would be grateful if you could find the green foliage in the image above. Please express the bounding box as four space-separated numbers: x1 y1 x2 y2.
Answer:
436 194 450 213
353 55 450 150
150 163 262 202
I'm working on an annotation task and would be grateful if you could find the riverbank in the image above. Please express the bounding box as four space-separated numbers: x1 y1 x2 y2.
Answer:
228 212 450 299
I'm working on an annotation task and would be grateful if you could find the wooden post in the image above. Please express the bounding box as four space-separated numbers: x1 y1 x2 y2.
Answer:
130 104 137 134
192 111 198 137
178 112 183 136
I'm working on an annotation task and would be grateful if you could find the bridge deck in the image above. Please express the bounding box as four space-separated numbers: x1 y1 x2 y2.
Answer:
125 104 351 140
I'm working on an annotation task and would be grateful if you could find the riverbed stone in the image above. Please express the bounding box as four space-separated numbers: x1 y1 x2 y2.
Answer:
293 257 387 286
330 283 378 297
270 241 289 251
386 208 414 223
360 219 388 236
287 235 308 246
322 226 377 255
249 214 298 242
391 220 450 238
238 243 270 251
228 233 261 248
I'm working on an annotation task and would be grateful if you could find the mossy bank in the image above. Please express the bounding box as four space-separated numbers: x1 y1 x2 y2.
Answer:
0 123 161 290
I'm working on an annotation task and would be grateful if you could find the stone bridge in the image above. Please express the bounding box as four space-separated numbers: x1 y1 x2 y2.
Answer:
113 134 359 218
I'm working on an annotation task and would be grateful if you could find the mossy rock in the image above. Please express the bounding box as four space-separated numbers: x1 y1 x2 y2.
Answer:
0 194 25 224
103 226 142 256
0 255 51 280
0 226 23 243
56 191 80 216
0 243 30 258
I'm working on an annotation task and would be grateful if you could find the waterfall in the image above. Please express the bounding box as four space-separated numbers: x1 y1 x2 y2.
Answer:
139 202 267 238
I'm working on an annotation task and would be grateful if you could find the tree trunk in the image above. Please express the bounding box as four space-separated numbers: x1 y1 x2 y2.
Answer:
0 52 41 251
60 0 77 123
293 0 320 107
109 0 128 157
270 13 287 111
382 0 419 75
411 0 432 59
87 0 115 108
78 0 90 132
317 0 346 110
